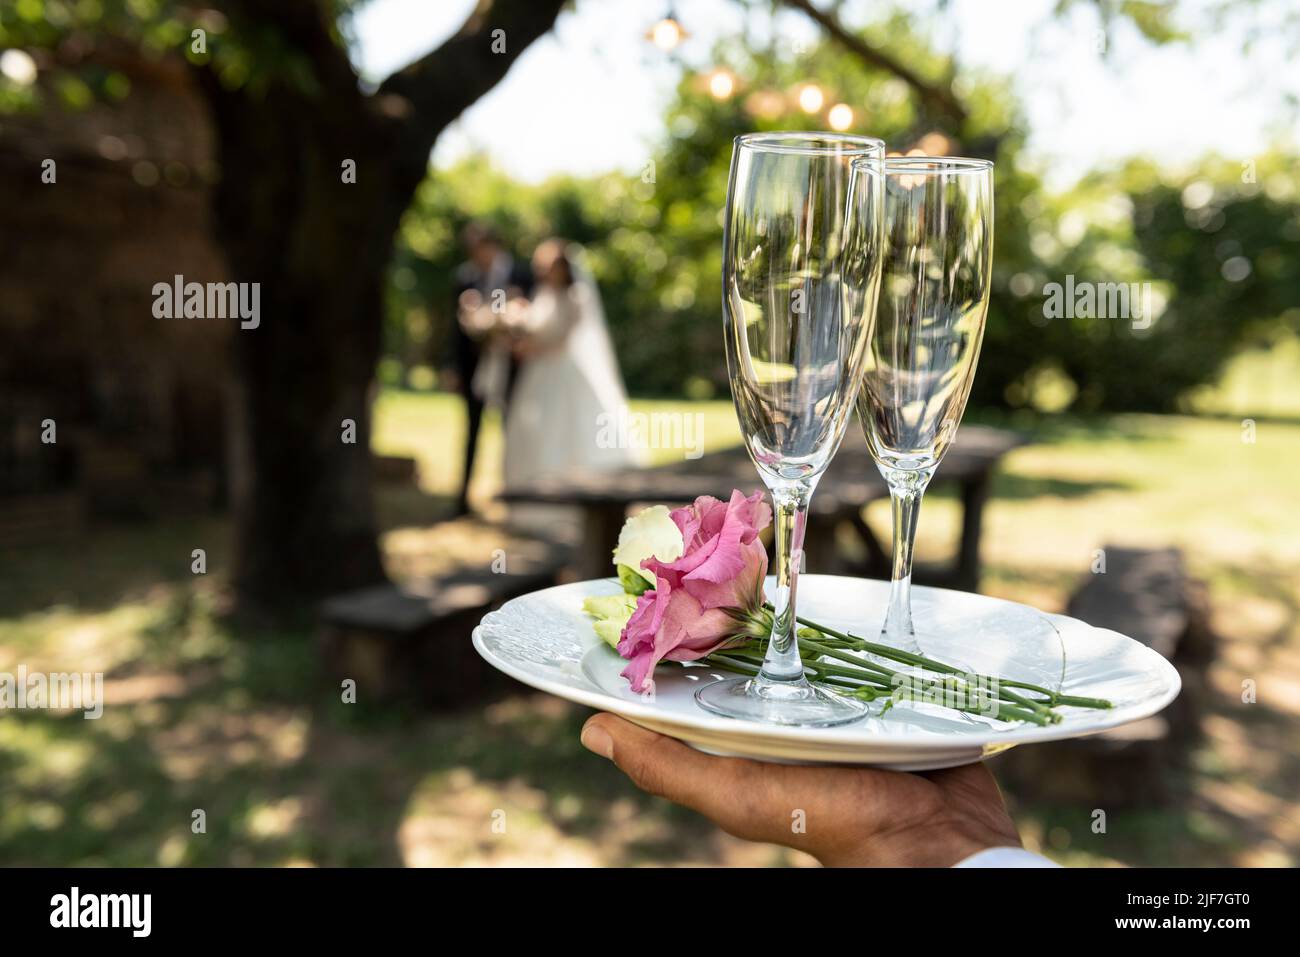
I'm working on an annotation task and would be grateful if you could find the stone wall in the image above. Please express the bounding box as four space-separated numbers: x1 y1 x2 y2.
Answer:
0 48 231 525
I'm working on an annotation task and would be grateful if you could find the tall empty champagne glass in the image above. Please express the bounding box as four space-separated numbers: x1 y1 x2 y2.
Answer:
854 156 994 654
696 132 885 727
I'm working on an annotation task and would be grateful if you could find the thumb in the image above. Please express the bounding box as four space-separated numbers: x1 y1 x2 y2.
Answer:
581 713 772 837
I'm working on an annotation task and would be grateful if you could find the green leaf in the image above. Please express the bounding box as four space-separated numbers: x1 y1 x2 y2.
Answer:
617 564 653 596
592 618 625 648
582 593 639 649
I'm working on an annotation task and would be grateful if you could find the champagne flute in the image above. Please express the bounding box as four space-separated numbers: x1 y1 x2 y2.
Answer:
854 156 994 655
695 132 885 727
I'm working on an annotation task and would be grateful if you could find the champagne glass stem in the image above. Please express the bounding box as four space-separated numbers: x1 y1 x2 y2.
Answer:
879 466 934 654
755 482 813 684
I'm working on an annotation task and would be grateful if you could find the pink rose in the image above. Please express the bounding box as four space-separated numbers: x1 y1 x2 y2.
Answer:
617 489 772 693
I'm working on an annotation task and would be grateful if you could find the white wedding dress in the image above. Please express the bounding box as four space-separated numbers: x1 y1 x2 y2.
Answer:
503 274 643 492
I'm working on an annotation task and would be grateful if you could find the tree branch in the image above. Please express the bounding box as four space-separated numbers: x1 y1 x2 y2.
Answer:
781 0 968 127
206 0 364 105
378 0 569 164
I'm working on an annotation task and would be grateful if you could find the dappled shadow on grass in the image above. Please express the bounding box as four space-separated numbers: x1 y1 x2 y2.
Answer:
4 469 1297 865
0 478 771 864
964 409 1172 446
990 472 1135 501
0 603 338 866
379 692 776 866
1209 697 1300 819
0 515 231 620
1208 562 1300 655
0 695 778 867
0 483 469 624
1002 692 1300 868
1005 791 1245 867
992 557 1300 867
979 560 1080 611
0 585 788 866
374 485 459 533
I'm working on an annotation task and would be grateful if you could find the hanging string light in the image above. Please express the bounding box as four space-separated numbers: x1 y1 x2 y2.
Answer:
743 89 785 119
707 69 736 100
827 103 854 130
796 83 824 113
646 8 688 52
912 131 956 155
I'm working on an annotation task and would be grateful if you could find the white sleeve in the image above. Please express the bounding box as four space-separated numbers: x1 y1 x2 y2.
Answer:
953 846 1060 868
525 290 579 348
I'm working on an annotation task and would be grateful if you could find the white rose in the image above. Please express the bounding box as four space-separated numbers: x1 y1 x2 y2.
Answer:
611 505 684 583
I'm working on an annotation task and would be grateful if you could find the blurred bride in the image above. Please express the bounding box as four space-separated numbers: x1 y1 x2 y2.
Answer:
463 238 641 492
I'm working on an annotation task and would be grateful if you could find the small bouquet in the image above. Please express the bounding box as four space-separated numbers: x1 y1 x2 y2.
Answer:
584 490 1112 725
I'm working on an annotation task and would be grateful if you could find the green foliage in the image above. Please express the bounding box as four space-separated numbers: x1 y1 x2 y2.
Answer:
9 0 1298 411
0 0 361 109
390 25 1037 402
392 23 1019 398
1054 0 1189 44
617 565 652 596
1006 151 1300 411
389 22 1300 411
1128 158 1300 408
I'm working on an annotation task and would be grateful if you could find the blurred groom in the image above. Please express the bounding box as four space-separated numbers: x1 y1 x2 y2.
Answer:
450 222 533 517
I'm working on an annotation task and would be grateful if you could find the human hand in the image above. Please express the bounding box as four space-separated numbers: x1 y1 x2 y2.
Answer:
457 290 493 335
501 295 531 331
580 713 1021 867
457 288 483 312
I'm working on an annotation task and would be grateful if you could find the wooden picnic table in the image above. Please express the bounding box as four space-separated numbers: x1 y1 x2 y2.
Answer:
502 424 1026 591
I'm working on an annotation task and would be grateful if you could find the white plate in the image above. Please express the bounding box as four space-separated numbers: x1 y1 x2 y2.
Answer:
473 575 1181 770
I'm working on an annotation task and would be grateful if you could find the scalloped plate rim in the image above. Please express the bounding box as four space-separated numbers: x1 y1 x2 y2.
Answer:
472 575 1182 760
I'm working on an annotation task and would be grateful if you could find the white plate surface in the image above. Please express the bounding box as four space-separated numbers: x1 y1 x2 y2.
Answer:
473 575 1181 770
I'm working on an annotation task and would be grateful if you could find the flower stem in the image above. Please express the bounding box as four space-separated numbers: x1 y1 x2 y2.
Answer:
694 604 1111 727
798 637 1055 725
709 638 1054 726
784 609 1111 712
794 629 1055 720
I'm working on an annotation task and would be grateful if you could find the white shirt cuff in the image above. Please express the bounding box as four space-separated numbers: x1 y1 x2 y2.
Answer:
953 846 1060 868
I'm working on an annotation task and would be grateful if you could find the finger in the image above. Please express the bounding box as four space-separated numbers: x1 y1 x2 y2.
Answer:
922 762 1021 846
581 714 783 841
922 761 1003 803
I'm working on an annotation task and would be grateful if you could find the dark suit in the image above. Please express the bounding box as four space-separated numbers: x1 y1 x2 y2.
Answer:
452 253 533 514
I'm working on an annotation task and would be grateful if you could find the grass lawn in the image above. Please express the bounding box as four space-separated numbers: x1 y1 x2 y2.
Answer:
371 391 744 503
1187 334 1300 420
1 390 1296 866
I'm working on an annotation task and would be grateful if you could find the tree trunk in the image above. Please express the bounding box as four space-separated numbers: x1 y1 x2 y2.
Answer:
203 80 399 610
195 0 569 614
225 267 388 608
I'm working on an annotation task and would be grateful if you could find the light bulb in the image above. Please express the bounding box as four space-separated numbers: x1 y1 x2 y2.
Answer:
828 103 854 130
797 84 824 113
649 18 684 51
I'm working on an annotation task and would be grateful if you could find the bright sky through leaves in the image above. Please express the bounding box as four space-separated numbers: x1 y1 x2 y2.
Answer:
351 0 1299 188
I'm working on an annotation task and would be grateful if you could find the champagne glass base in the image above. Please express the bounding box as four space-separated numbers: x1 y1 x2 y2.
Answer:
694 676 869 727
875 623 978 677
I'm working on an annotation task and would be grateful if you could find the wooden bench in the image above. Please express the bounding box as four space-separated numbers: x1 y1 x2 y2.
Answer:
503 424 1026 591
995 546 1216 806
0 490 85 549
372 453 420 486
317 527 566 710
